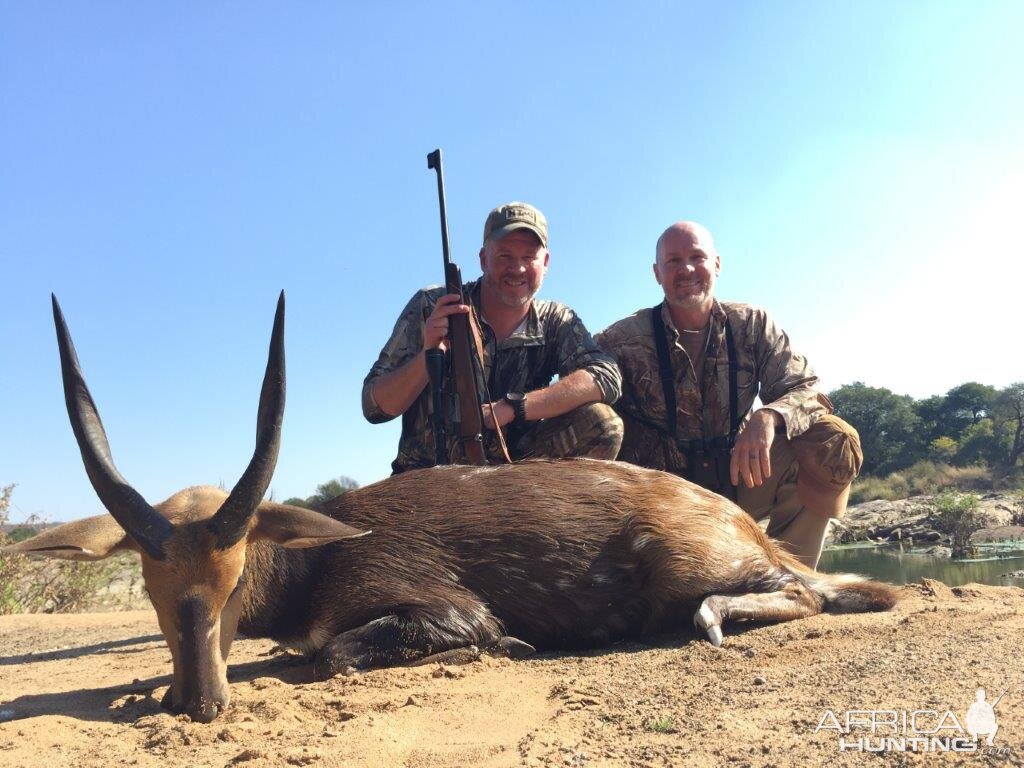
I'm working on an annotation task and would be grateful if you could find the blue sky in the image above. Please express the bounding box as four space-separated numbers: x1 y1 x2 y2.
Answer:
2 2 1021 522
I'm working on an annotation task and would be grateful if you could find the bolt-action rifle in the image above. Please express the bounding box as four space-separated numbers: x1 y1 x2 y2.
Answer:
425 149 487 466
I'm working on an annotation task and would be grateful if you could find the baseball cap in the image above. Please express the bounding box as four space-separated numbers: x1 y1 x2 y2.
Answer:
482 202 548 247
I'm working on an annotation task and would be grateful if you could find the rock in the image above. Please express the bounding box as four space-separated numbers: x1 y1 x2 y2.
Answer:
753 676 766 686
230 748 265 763
918 578 953 598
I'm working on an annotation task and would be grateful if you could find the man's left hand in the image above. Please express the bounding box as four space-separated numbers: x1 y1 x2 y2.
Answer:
730 409 783 488
482 400 515 430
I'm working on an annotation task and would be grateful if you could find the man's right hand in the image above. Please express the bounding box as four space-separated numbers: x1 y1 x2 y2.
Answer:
423 293 471 353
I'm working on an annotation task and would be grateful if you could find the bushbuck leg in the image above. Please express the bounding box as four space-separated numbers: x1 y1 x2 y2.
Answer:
312 597 504 679
694 581 824 647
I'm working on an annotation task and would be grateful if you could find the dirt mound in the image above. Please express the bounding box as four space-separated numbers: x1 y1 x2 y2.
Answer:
2 583 1023 767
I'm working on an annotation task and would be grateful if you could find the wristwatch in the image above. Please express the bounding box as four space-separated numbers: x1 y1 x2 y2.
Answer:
503 392 527 424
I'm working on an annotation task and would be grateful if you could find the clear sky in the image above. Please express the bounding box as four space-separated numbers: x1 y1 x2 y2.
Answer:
2 2 1021 522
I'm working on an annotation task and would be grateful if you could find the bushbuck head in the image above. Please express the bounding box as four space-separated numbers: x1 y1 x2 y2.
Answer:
4 294 367 722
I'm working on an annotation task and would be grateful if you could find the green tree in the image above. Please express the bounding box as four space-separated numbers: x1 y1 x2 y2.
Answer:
954 419 999 466
946 382 998 424
916 383 998 445
992 382 1024 468
284 476 360 510
829 382 924 476
929 436 958 462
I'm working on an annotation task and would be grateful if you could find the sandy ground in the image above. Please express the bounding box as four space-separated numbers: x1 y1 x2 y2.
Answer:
1 581 1023 767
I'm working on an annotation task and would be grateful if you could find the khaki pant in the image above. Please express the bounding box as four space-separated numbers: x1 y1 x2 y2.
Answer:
738 415 861 569
513 403 624 461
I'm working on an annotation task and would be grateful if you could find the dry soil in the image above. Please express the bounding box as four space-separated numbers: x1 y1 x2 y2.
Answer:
1 581 1023 767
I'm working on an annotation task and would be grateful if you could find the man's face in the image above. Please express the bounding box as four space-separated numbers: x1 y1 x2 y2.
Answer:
653 225 720 311
479 229 549 309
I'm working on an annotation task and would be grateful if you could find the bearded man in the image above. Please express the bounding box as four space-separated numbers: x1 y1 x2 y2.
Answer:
596 222 861 568
365 202 623 473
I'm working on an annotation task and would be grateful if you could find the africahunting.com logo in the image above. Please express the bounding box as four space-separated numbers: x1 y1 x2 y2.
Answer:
814 685 1013 753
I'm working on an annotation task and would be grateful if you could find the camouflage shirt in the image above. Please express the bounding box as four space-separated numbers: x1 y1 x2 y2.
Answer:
363 280 622 473
595 301 830 473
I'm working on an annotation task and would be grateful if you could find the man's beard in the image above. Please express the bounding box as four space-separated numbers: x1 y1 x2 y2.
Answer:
486 274 539 308
667 286 712 310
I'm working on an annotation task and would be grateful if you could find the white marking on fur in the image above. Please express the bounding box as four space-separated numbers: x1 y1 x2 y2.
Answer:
693 601 724 646
730 559 743 569
281 625 332 654
457 467 492 479
632 534 651 552
696 603 717 630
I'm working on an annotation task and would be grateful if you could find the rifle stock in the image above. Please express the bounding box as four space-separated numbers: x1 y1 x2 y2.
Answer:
427 149 487 465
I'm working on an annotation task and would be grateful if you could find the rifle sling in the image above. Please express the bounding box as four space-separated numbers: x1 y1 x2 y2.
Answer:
468 304 513 464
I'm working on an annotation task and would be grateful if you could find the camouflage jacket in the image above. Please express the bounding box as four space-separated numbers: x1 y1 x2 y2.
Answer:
595 301 830 473
363 280 622 473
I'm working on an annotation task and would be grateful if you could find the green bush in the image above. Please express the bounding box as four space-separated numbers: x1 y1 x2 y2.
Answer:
930 492 981 558
1 484 142 614
850 475 905 504
851 461 994 503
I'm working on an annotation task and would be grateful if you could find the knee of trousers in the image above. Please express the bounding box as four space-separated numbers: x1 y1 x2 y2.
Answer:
791 414 863 490
559 402 624 460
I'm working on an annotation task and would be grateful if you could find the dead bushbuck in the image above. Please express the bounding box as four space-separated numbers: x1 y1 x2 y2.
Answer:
6 294 898 723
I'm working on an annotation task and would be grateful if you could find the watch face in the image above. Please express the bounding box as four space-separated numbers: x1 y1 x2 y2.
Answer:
505 392 525 403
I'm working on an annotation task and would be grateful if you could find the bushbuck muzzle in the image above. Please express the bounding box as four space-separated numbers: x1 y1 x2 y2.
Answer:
6 297 899 725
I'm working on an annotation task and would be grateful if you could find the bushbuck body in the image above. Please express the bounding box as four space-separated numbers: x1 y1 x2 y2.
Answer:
6 295 898 723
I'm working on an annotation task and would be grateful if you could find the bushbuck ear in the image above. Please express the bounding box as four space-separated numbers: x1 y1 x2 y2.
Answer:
252 503 370 549
2 514 135 561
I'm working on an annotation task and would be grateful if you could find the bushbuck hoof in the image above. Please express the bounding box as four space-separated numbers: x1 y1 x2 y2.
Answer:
489 636 536 659
312 636 372 680
408 645 481 666
694 599 724 647
157 685 225 722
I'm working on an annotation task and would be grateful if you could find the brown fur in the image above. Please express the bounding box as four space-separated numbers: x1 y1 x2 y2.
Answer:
8 459 898 722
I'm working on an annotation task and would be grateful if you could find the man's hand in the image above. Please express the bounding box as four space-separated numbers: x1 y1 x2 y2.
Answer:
730 409 783 488
423 293 470 353
482 400 516 430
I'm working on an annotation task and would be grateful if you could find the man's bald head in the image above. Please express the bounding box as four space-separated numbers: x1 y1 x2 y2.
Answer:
653 221 721 318
655 222 718 263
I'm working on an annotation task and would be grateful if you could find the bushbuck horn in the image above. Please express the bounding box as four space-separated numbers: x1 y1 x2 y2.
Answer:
50 294 174 560
208 290 286 548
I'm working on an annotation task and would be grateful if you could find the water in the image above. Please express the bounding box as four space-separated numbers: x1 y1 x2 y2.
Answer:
819 543 1024 587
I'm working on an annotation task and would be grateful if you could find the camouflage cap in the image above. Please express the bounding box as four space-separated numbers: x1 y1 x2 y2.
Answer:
482 202 548 247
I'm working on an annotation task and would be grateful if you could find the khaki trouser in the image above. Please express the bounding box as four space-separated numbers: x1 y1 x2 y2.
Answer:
513 403 624 461
738 415 861 569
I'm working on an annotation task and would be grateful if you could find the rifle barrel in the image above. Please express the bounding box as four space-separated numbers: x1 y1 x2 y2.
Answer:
427 149 452 269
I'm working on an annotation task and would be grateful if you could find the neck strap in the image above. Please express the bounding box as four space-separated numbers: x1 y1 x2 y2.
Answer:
651 302 740 444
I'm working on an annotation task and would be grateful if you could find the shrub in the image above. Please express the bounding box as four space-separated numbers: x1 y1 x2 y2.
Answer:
850 475 905 505
930 492 981 558
851 462 997 504
930 436 958 462
645 716 678 734
0 485 142 614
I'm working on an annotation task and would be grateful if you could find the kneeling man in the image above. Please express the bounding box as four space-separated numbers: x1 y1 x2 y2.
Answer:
596 222 860 568
365 202 623 473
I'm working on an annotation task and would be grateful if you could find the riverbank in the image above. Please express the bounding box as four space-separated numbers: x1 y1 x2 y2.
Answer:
829 492 1024 550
